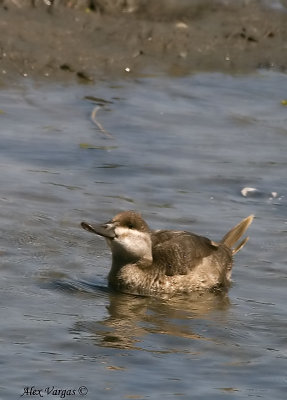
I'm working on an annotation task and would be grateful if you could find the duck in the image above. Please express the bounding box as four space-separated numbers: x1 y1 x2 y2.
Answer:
81 211 253 296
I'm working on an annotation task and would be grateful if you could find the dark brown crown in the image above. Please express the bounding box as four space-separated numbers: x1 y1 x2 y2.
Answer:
112 211 150 232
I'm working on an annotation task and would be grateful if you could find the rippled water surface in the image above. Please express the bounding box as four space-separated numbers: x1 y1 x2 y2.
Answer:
0 72 286 399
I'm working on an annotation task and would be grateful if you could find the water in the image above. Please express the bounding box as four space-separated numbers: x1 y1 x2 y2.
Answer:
0 71 286 399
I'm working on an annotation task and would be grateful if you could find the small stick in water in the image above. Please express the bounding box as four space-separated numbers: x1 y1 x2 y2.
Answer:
91 106 113 138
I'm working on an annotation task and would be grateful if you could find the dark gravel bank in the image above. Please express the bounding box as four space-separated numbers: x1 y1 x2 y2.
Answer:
0 0 287 83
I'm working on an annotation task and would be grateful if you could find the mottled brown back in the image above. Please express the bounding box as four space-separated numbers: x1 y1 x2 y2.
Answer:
151 230 220 276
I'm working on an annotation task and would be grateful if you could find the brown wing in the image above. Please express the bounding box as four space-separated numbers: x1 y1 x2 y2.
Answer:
151 230 219 276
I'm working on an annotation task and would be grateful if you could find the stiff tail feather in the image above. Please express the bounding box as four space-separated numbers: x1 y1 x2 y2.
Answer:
221 215 254 255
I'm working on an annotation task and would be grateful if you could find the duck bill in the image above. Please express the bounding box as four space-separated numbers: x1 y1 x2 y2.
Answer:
81 221 115 238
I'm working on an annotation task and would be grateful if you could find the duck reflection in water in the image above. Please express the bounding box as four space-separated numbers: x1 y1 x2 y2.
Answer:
72 287 230 350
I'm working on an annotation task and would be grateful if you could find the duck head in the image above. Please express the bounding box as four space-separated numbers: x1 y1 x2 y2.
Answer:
81 211 153 265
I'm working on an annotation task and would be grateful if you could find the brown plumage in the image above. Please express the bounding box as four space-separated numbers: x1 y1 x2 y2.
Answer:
81 211 254 296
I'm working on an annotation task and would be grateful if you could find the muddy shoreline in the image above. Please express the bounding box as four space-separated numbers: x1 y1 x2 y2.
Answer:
0 0 287 83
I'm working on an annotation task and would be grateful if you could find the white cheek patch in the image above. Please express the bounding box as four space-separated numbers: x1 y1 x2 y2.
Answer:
113 226 152 259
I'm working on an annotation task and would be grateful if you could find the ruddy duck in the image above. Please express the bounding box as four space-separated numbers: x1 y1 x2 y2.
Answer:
81 211 253 296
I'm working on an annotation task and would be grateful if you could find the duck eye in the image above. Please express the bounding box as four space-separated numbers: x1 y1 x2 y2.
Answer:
128 223 134 229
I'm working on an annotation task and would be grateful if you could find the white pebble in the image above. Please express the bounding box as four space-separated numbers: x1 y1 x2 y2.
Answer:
241 187 258 197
